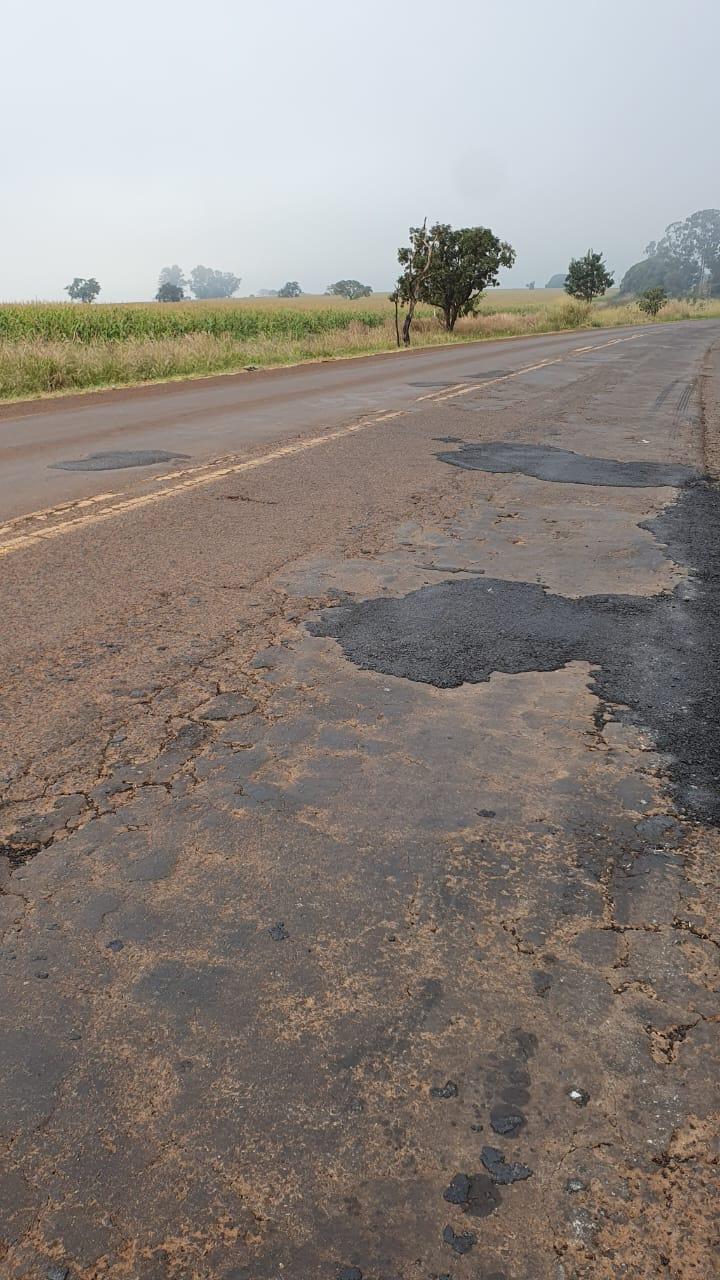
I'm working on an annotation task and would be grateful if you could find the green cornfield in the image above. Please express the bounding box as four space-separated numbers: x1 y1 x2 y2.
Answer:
2 293 720 401
0 301 386 343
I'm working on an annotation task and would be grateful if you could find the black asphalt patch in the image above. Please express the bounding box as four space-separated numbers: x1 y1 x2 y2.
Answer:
0 840 41 869
50 450 190 471
309 484 720 825
481 1146 533 1184
435 441 698 487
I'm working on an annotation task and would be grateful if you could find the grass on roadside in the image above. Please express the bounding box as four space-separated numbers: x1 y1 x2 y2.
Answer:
2 292 720 401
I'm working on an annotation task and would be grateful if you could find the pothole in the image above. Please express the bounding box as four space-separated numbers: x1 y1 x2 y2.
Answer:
436 441 698 487
50 450 191 472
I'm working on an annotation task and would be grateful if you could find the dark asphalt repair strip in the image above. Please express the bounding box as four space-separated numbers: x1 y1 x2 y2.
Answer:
435 441 699 487
308 484 720 826
50 449 191 471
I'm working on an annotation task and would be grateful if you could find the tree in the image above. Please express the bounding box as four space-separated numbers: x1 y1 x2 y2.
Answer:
526 280 536 290
654 209 720 296
565 250 613 302
65 277 100 303
326 279 373 300
188 266 241 299
545 273 567 288
391 221 436 346
620 209 720 298
637 287 668 317
619 256 693 298
156 282 185 302
278 281 302 297
158 264 187 293
396 222 515 334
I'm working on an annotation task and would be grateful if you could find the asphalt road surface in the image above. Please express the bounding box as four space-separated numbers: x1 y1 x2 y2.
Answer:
1 324 719 1279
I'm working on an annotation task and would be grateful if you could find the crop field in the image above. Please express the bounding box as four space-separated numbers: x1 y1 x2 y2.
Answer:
2 290 720 401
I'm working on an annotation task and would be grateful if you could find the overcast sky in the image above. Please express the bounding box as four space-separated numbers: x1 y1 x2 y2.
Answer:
2 0 718 301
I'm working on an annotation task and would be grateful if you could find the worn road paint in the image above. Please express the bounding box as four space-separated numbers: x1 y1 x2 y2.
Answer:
0 337 643 559
0 411 404 557
419 334 641 404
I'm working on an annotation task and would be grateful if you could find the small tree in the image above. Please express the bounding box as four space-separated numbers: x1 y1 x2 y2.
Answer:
278 281 302 297
189 266 241 299
65 277 101 303
392 221 435 346
526 280 536 290
565 250 614 302
637 286 668 317
156 282 185 302
326 279 373 299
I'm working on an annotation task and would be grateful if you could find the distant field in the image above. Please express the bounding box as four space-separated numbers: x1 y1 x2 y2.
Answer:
2 290 719 401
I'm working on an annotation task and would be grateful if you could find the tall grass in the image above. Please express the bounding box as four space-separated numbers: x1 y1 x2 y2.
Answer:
2 292 719 401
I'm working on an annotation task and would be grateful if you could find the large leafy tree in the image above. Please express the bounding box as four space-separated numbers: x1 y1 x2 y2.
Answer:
326 279 373 299
398 222 514 332
278 281 302 297
156 282 185 302
65 276 100 303
565 250 613 302
189 266 241 299
620 209 720 297
158 264 187 293
619 255 693 298
653 209 720 295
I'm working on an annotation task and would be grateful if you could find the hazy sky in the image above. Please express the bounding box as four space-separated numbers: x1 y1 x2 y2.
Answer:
3 0 718 301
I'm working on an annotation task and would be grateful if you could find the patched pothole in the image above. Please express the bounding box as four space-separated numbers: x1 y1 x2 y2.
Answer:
50 449 190 472
436 441 698 487
308 485 720 825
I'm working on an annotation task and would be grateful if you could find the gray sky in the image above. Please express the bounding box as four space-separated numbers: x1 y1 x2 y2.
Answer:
2 0 718 301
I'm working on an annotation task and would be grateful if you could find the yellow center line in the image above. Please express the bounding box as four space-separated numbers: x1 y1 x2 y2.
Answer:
420 334 641 404
1 489 119 532
0 333 643 559
0 412 403 558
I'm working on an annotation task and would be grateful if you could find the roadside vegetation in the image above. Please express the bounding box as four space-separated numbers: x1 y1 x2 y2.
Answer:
3 205 720 401
2 291 720 401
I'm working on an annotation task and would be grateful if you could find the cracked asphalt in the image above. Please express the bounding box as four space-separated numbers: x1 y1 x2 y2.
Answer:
1 325 719 1279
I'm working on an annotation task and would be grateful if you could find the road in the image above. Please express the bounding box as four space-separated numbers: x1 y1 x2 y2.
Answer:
0 326 657 520
1 323 719 1279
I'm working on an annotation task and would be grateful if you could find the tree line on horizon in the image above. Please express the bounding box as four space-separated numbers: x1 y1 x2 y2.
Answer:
62 208 718 327
155 269 374 303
